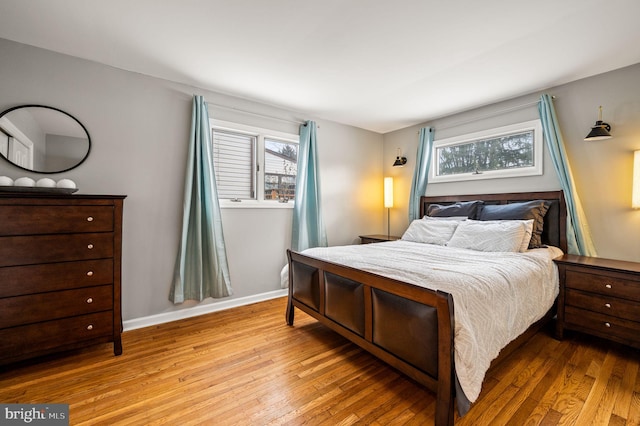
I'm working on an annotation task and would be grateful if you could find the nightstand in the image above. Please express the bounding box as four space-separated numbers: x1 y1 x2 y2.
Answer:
554 254 640 349
359 234 401 244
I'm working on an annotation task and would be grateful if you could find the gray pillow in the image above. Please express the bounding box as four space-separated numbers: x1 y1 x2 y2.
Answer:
426 200 483 219
477 200 550 248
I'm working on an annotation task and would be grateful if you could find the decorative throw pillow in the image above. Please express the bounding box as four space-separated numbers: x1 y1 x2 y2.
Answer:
426 200 484 219
446 219 529 253
401 219 461 246
476 200 550 248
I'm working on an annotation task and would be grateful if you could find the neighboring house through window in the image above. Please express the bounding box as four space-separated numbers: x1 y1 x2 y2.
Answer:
264 138 297 201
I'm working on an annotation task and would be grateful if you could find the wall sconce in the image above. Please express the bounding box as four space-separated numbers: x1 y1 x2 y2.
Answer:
393 148 407 167
633 150 640 209
384 177 393 237
584 106 612 141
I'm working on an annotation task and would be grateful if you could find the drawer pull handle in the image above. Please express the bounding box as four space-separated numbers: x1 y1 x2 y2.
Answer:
86 297 93 304
87 216 94 222
605 303 611 308
87 324 94 331
604 322 611 328
87 244 94 250
605 284 612 289
87 271 94 277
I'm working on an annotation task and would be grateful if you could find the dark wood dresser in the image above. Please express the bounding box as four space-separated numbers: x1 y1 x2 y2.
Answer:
554 254 640 349
0 193 126 365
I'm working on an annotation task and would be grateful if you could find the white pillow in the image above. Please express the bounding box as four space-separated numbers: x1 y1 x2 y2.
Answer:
469 219 534 252
446 219 531 252
518 219 534 252
401 219 461 246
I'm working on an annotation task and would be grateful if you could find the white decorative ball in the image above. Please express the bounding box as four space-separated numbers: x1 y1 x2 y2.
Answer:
0 176 14 186
56 179 77 189
14 177 36 187
36 178 57 188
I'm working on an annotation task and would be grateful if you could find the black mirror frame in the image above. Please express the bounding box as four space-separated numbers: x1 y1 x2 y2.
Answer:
0 104 91 174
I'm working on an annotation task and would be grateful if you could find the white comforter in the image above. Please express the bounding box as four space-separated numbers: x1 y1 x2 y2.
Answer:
283 240 562 403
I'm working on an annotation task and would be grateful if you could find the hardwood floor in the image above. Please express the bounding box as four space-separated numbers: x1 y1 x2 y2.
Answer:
1 297 639 425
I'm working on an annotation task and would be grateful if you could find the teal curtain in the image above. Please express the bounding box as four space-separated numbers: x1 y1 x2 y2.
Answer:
170 95 232 303
538 94 597 256
291 120 327 251
408 127 434 222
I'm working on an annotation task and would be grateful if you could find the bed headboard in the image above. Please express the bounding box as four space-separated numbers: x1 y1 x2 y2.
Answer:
419 191 567 252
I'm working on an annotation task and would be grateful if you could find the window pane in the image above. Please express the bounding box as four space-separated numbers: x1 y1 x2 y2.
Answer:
436 130 534 176
264 138 297 201
212 129 256 199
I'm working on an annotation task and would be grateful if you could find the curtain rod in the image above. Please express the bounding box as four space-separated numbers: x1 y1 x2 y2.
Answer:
206 102 306 126
431 96 554 132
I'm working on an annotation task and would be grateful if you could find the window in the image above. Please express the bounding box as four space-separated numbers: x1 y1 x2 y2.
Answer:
264 138 297 201
430 120 543 183
211 120 298 207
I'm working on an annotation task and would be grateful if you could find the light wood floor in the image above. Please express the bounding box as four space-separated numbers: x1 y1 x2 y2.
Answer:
1 297 639 425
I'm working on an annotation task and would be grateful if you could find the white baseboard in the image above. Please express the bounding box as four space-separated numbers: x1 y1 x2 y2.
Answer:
123 289 288 332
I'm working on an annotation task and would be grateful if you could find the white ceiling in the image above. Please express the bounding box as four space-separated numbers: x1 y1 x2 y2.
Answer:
1 0 640 133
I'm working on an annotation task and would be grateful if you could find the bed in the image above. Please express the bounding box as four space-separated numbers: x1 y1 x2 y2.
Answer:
284 191 566 426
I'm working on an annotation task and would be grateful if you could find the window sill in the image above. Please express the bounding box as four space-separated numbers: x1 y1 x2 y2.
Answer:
220 201 294 209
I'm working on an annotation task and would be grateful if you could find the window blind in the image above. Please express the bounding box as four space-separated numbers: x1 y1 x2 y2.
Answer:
212 129 256 199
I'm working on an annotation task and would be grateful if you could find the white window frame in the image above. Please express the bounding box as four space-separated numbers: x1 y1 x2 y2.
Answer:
211 119 298 209
430 119 543 183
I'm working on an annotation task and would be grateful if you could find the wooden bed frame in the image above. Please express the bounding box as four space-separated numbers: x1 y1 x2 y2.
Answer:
285 191 567 426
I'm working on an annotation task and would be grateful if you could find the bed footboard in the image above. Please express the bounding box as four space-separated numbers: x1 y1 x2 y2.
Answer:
286 249 455 426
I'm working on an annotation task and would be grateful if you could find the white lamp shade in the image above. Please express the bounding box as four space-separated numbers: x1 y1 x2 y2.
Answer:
384 177 393 208
633 150 640 209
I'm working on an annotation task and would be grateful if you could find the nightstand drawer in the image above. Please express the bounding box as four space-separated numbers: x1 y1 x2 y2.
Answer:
361 237 383 244
359 234 400 244
566 289 640 322
565 270 640 302
565 306 640 347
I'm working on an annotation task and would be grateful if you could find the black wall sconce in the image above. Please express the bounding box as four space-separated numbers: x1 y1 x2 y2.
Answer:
393 148 407 167
584 106 612 141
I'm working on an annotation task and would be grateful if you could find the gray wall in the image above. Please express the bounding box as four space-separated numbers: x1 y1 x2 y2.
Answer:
45 134 88 171
3 35 639 324
384 63 640 262
0 38 383 321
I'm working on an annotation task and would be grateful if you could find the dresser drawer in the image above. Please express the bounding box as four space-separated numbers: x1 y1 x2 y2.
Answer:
565 270 640 302
0 311 113 358
0 285 113 328
0 259 113 298
0 205 114 236
565 289 640 322
565 305 640 347
0 233 113 267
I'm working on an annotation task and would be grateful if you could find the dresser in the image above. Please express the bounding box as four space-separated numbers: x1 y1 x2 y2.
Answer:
554 254 640 349
0 193 126 365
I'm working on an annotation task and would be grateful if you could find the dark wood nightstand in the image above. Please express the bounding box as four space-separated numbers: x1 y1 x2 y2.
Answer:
359 234 401 244
554 254 640 349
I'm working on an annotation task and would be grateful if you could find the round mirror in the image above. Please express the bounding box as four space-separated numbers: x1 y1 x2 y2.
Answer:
0 105 91 173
